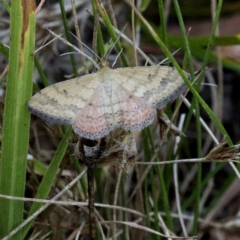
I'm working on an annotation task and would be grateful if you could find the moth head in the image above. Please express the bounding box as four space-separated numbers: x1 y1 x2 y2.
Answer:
99 60 109 69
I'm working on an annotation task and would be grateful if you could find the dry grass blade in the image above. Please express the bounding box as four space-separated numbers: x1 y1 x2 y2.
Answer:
101 221 197 239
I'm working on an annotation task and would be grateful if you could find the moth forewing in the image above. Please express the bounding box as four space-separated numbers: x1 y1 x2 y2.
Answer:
28 64 188 140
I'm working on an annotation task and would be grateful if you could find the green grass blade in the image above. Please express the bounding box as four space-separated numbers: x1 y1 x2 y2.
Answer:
157 0 167 44
0 1 36 238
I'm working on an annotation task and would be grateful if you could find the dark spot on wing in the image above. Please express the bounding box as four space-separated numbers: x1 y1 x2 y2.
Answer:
160 78 168 87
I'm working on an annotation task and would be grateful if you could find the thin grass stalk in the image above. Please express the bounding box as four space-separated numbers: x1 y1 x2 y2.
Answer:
145 130 160 238
131 0 137 66
173 114 188 237
169 98 201 234
96 22 105 58
171 9 203 233
92 10 100 59
142 129 156 240
182 62 203 234
91 1 105 58
158 0 173 200
169 5 202 229
0 1 36 239
192 104 202 235
147 128 173 230
144 179 151 239
58 0 78 77
113 170 122 240
105 0 117 28
172 0 194 76
149 169 161 240
173 164 188 237
211 0 223 126
145 128 174 235
120 175 127 240
171 3 208 231
135 166 147 240
157 0 167 44
198 0 223 84
33 56 49 87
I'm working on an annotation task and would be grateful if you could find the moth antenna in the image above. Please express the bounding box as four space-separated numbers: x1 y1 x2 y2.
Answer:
106 23 128 61
201 83 218 87
35 21 63 54
47 29 100 69
149 54 160 64
68 31 102 62
60 52 83 56
105 34 121 61
157 48 181 66
35 32 51 53
112 48 123 67
34 34 60 54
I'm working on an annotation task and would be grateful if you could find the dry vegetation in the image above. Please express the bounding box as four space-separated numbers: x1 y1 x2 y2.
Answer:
1 0 240 239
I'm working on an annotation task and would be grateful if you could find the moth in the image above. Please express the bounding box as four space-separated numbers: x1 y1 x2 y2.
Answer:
28 61 189 140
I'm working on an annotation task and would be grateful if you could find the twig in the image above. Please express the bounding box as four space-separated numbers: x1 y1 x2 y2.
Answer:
87 167 96 240
113 169 122 240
